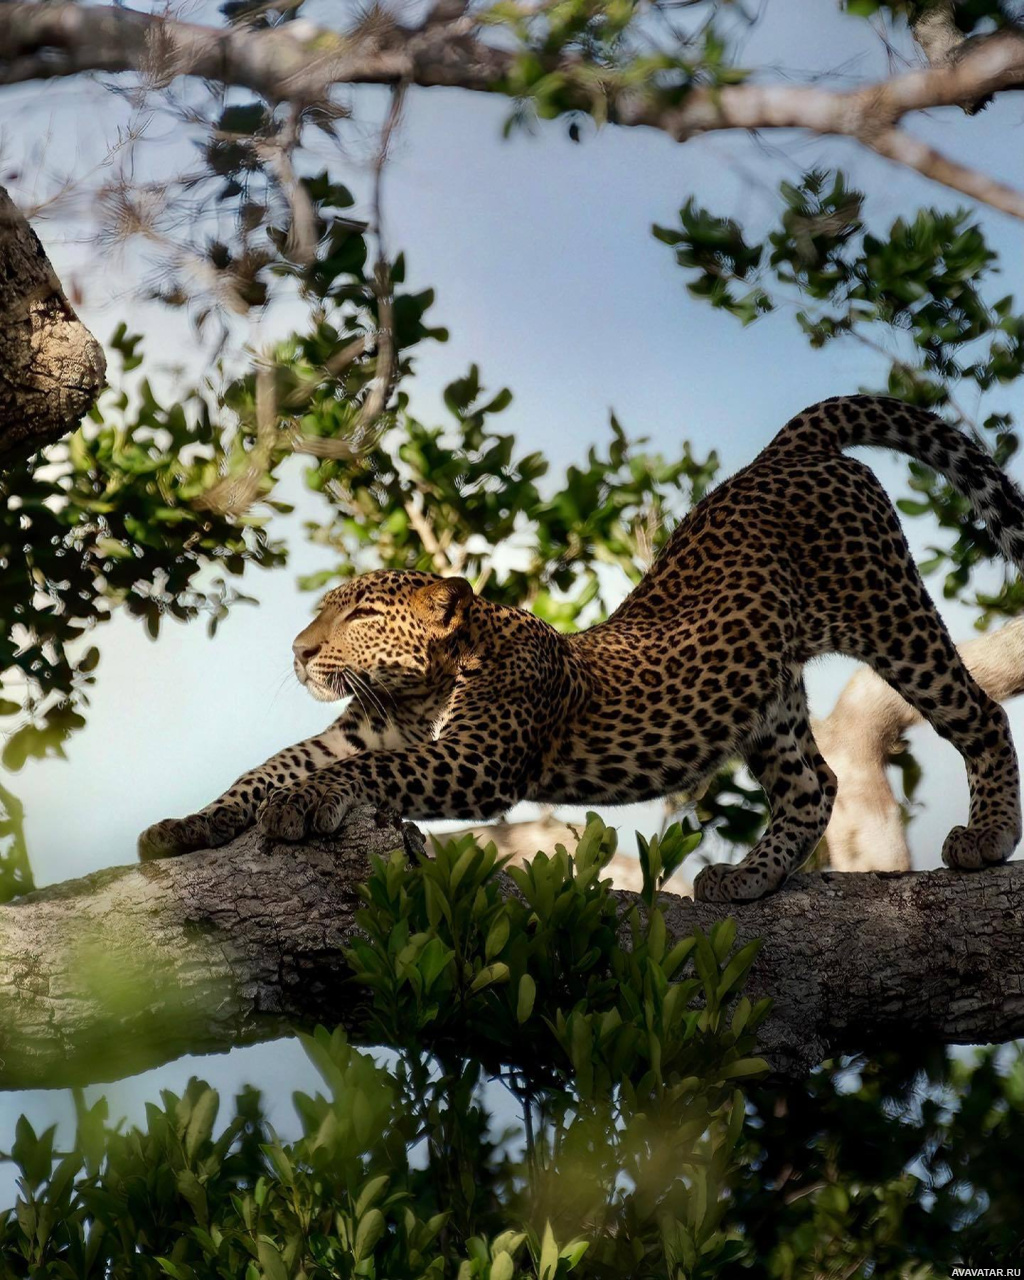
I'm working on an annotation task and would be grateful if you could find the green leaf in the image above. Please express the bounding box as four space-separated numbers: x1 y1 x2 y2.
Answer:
354 1208 386 1260
517 973 537 1023
717 939 761 1000
257 1239 288 1280
184 1087 219 1161
538 1222 559 1280
469 962 510 993
485 912 510 959
720 1056 768 1080
491 1252 515 1280
354 1174 389 1219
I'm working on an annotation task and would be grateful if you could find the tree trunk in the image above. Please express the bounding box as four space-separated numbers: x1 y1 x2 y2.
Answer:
0 184 105 462
1 813 1022 1089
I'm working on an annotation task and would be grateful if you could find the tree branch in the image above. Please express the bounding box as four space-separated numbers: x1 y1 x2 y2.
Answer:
2 813 1023 1090
864 126 1024 219
0 184 105 463
1 6 1024 218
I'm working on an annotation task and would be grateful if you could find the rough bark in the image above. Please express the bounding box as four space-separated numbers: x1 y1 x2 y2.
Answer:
1 5 1024 218
1 810 1022 1090
0 185 105 463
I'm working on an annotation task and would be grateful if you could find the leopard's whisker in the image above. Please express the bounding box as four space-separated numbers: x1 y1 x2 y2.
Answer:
346 667 395 734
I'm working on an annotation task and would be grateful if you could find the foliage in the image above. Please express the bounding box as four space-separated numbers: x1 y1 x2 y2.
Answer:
737 1043 1024 1275
845 1 1022 29
0 167 444 784
654 169 1024 623
0 183 444 900
0 818 768 1277
0 325 281 903
303 366 717 629
488 0 750 137
0 783 32 902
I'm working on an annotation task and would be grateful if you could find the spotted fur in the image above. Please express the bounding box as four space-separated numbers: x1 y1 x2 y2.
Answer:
139 395 1024 902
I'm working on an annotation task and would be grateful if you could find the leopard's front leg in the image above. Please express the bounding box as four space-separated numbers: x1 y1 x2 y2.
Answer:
258 735 527 841
138 718 367 860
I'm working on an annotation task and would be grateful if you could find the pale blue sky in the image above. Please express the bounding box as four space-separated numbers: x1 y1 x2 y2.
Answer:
2 0 1023 1189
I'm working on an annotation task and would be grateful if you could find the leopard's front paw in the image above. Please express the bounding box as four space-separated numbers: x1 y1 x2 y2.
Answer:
137 803 248 862
693 862 778 904
138 815 209 862
258 778 353 841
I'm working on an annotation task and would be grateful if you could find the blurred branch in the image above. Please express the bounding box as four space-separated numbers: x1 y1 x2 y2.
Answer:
1 816 1024 1088
2 5 1024 217
195 88 404 508
910 2 1024 112
0 184 106 464
257 107 318 267
817 618 1024 874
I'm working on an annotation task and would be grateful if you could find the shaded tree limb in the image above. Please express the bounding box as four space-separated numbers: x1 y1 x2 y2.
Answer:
910 1 1024 113
1 811 1022 1090
0 185 106 463
1 6 1024 218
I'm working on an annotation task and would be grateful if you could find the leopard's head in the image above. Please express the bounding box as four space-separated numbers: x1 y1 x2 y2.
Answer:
292 569 475 703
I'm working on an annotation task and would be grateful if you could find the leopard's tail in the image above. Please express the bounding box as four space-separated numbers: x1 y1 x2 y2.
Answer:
771 393 1024 571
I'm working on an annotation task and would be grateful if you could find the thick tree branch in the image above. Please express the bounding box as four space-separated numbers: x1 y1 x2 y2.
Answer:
1 812 1022 1090
864 126 1024 219
1 5 1024 218
0 185 105 462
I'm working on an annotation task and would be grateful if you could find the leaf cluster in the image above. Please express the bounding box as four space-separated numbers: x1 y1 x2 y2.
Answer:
655 169 1024 622
304 370 717 630
736 1042 1024 1275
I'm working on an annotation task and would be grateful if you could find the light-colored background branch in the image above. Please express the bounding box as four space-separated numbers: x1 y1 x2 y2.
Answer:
1 5 1023 219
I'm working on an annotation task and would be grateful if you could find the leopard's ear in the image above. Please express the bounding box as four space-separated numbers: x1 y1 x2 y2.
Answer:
415 577 473 631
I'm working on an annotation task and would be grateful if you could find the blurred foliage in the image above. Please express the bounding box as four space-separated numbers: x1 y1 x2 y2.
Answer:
654 168 1024 624
487 0 750 138
737 1042 1024 1275
0 817 769 1277
0 783 32 902
844 0 1023 28
0 326 283 902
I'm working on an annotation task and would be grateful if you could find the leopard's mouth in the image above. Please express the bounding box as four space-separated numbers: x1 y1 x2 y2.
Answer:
295 660 351 703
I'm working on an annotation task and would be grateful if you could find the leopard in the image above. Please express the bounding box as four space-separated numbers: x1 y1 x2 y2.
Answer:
138 394 1024 902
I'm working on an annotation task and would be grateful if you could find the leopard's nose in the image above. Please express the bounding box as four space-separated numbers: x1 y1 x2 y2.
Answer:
293 639 321 674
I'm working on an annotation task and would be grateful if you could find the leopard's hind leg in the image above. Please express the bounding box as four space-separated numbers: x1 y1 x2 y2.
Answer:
852 607 1020 871
827 511 1021 872
693 678 837 903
